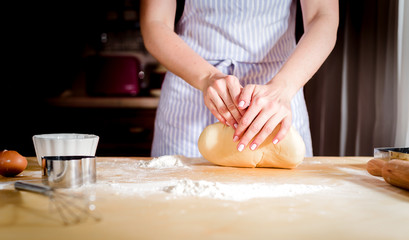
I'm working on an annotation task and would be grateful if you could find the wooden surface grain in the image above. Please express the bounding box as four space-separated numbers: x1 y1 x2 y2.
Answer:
1 156 409 240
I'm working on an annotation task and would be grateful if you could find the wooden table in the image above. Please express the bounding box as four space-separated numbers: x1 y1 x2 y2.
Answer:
1 156 409 240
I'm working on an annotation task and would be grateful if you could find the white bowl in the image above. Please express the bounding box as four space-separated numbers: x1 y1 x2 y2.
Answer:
32 133 99 166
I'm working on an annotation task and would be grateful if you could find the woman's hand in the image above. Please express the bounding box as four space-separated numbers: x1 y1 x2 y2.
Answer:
233 80 293 152
231 0 339 152
202 74 245 127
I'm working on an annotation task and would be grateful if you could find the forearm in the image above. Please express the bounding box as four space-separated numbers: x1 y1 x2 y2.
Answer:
141 21 221 91
269 7 339 98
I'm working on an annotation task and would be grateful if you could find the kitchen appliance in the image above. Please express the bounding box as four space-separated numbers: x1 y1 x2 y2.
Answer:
86 52 143 96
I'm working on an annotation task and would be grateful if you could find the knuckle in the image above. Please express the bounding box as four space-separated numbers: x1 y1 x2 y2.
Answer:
250 123 261 133
240 117 251 126
218 105 228 114
223 114 232 121
213 79 225 89
227 75 237 84
267 101 276 109
253 97 265 106
206 87 215 96
263 125 274 134
226 103 237 111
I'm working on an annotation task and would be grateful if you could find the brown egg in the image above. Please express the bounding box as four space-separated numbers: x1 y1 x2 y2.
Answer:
0 150 28 177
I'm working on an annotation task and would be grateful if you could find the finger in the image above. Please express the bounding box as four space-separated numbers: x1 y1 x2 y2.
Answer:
272 115 292 144
226 75 242 105
221 97 241 127
213 77 241 126
208 86 235 127
226 75 245 118
204 97 227 124
233 102 262 143
248 112 285 150
237 85 255 109
236 109 273 151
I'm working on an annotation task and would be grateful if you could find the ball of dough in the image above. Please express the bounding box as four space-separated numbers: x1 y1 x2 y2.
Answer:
198 122 306 168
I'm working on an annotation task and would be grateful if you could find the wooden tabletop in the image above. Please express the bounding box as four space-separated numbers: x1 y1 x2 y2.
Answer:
1 156 409 240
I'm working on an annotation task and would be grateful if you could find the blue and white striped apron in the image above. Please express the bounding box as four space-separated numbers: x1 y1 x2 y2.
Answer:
151 0 313 157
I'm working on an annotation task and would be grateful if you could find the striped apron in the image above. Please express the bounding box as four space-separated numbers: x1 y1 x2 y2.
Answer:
151 0 313 157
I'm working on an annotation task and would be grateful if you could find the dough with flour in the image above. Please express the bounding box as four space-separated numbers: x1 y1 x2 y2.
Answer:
198 122 305 168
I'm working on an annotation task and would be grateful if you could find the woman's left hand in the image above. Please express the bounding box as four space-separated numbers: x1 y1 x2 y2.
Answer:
233 80 293 152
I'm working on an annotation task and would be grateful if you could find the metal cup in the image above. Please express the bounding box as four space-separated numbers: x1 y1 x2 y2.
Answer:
42 156 96 188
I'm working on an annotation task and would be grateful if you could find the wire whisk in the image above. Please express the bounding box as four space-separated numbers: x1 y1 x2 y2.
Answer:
14 181 101 225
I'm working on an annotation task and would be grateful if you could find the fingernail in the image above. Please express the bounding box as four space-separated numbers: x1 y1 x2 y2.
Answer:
238 144 244 152
238 101 245 108
273 139 278 144
234 123 238 129
233 136 239 142
250 143 257 150
226 122 230 126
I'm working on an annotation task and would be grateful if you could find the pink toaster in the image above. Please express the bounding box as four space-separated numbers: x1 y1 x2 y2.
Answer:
86 53 142 96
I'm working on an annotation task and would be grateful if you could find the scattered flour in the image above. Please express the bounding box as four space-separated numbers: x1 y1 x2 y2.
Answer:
164 179 227 199
0 182 12 190
90 155 331 201
6 155 331 202
93 178 331 201
336 167 371 176
163 179 330 201
134 155 189 168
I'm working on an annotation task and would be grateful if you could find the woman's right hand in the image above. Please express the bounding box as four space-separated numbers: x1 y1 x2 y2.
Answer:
141 0 245 125
202 73 244 127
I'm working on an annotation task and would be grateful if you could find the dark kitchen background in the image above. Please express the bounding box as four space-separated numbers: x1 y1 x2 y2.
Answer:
2 0 163 157
1 0 400 157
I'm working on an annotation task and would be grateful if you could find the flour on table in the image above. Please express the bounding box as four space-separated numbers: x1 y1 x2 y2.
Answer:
91 156 331 201
163 179 330 201
135 155 189 168
336 167 372 176
164 179 227 199
0 182 12 190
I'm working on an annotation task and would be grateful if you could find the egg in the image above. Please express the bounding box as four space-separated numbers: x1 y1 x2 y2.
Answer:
0 150 28 177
